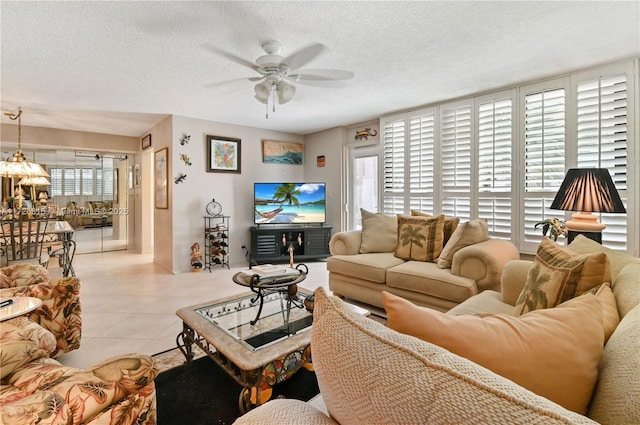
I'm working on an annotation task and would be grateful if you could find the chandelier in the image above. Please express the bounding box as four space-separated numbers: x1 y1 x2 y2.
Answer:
0 107 50 179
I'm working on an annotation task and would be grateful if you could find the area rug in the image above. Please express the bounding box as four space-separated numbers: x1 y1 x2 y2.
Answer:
154 348 319 425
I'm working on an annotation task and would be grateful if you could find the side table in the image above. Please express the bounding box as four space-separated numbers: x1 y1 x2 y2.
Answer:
0 297 43 322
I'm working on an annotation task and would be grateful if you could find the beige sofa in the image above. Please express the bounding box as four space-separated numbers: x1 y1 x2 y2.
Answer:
235 235 640 424
328 227 520 311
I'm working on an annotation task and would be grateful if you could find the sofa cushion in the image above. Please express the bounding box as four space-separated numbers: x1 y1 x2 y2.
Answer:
589 283 619 343
311 287 593 424
611 263 640 318
411 210 460 245
0 317 57 379
569 234 640 280
386 261 477 303
514 237 611 316
437 219 489 269
359 209 397 253
327 253 404 284
382 290 604 415
394 214 444 262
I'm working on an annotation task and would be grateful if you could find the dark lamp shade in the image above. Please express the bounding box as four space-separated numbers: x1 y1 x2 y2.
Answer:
550 168 626 213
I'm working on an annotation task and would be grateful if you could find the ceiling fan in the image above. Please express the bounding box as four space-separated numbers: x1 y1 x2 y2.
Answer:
204 40 354 118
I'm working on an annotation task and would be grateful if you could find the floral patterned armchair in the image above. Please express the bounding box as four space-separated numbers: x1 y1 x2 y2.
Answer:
0 264 81 357
0 317 158 425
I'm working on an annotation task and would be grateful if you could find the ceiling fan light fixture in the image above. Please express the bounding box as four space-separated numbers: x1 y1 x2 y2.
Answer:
254 81 272 102
277 82 295 104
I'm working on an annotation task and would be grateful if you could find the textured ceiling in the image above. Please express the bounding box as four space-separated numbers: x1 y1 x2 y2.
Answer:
1 1 639 137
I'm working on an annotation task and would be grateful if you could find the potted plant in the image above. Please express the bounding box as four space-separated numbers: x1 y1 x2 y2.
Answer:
534 218 566 241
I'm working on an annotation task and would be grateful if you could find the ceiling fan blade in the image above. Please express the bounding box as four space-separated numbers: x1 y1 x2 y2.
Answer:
203 76 264 88
202 43 260 71
288 69 355 81
282 43 327 70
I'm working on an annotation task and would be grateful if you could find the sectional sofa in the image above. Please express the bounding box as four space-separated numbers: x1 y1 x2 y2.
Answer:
235 235 640 424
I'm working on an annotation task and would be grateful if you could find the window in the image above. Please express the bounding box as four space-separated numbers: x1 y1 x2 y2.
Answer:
380 60 637 254
82 168 94 195
48 166 114 199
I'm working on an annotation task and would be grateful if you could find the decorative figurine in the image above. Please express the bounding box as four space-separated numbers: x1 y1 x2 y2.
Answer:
174 173 187 184
179 133 191 145
288 243 295 268
180 153 192 166
191 242 203 272
355 128 378 140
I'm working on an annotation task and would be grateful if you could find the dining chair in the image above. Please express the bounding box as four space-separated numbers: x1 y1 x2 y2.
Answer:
0 216 50 267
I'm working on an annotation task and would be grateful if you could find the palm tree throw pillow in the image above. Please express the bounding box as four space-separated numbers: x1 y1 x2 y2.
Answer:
513 237 611 316
394 214 445 262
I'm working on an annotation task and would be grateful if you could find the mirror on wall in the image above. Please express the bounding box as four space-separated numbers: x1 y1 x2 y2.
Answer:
0 145 130 254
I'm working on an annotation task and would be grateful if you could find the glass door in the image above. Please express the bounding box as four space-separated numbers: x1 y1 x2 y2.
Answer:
347 145 379 230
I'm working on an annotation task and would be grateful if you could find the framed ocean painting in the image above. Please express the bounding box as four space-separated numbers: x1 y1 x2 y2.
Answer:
262 140 303 165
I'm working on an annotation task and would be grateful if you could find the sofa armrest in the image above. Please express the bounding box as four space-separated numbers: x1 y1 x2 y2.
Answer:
451 239 520 291
233 399 338 425
0 276 82 357
500 260 534 305
329 231 362 255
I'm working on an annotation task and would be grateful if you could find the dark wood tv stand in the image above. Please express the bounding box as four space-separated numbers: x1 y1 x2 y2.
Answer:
249 225 332 264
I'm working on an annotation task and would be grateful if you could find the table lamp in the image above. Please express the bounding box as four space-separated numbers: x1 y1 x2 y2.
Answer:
550 168 626 243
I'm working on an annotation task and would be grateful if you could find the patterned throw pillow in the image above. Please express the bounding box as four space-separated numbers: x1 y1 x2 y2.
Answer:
394 214 444 262
359 209 398 253
513 237 611 316
410 210 460 245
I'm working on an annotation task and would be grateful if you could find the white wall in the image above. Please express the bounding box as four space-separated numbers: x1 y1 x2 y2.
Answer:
168 115 304 273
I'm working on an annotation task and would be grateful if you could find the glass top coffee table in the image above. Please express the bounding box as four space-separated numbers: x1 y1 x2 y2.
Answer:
176 288 314 413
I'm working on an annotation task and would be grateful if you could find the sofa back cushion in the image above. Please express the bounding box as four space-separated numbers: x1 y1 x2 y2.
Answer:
569 234 640 280
359 209 397 253
0 317 57 379
383 290 604 415
437 219 489 269
311 287 593 424
394 214 444 262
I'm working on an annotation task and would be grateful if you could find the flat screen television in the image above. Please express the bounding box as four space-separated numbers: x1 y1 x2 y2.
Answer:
254 182 326 224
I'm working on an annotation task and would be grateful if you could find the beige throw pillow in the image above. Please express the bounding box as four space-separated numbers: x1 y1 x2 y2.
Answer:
394 214 445 262
513 237 611 316
437 219 489 269
382 290 605 415
359 209 397 253
410 210 460 245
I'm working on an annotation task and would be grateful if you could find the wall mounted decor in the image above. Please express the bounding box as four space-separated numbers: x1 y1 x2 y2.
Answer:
355 128 377 140
207 135 241 173
317 155 325 167
180 153 192 166
155 148 168 209
262 140 303 164
142 133 152 150
175 173 187 184
180 133 191 145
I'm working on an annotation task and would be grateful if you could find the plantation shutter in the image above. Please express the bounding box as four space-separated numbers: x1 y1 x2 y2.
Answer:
381 115 406 214
440 103 472 221
576 73 628 250
408 109 436 213
50 168 62 196
64 168 77 196
477 96 513 239
103 169 114 199
82 168 93 195
96 169 103 195
522 86 566 249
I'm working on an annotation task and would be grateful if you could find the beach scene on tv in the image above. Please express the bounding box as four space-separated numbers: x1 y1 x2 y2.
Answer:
254 183 326 224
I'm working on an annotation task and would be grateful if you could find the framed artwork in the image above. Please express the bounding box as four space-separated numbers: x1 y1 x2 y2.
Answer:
262 140 303 164
207 135 241 173
154 148 168 209
142 134 152 150
134 163 141 188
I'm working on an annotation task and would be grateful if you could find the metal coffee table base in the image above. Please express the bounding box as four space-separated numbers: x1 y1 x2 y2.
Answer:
176 322 313 413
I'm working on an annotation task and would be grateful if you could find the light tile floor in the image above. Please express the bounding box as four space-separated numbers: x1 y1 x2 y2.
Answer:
55 251 330 369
